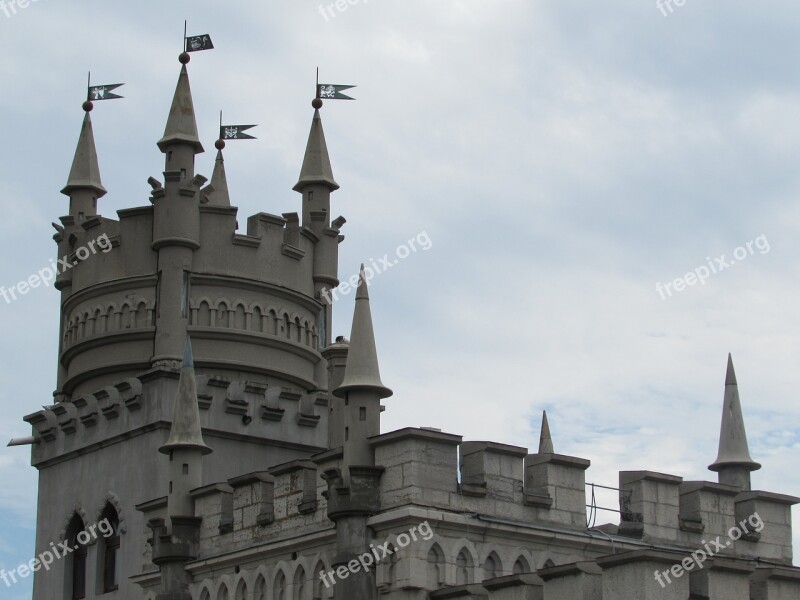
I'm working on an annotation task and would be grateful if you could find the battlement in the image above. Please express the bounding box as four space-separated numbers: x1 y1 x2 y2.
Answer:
127 424 800 600
55 198 344 396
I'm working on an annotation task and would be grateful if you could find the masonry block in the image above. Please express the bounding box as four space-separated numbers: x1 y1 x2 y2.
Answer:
619 471 682 542
539 561 603 600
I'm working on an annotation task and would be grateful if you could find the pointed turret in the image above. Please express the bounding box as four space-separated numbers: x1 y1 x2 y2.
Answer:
158 64 204 154
160 337 211 456
159 336 210 523
61 111 106 221
293 109 339 192
538 411 554 454
200 150 230 206
334 267 392 399
709 354 761 490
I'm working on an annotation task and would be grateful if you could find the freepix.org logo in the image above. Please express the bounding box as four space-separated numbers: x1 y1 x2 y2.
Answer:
319 521 434 589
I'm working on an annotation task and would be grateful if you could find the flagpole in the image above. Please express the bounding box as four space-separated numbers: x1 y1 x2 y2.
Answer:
216 109 225 150
83 71 93 111
183 20 187 52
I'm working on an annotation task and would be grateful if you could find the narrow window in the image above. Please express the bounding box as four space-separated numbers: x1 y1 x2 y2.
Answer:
65 513 86 599
359 407 366 421
182 464 189 475
99 503 121 593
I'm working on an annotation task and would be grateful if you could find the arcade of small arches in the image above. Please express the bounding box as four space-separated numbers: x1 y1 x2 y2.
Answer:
174 537 546 600
63 297 320 350
189 297 319 348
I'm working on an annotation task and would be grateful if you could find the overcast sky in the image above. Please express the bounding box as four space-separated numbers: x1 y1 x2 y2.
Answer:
1 1 799 597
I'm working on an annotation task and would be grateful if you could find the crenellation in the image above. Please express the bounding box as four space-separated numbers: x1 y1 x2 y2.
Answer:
618 471 682 543
524 452 590 528
460 441 527 500
733 491 799 564
689 557 756 600
539 561 603 600
678 480 738 552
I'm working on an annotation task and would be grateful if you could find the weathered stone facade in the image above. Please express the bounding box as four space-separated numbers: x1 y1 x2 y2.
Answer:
19 49 800 600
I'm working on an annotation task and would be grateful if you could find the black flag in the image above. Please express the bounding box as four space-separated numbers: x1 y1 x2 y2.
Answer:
219 125 257 140
87 83 124 101
317 84 356 100
186 34 214 52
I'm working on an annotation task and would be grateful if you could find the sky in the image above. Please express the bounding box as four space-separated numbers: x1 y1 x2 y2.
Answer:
1 0 799 597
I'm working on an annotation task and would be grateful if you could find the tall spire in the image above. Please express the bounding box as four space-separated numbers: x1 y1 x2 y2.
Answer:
293 109 339 192
159 337 211 455
538 411 554 454
334 266 392 399
709 354 760 488
61 112 107 198
157 64 204 154
200 150 230 206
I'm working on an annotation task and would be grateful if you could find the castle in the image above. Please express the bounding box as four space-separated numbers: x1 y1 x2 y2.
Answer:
16 48 800 600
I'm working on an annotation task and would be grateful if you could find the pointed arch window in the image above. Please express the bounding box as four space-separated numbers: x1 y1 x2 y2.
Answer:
65 513 87 599
98 503 121 592
456 549 473 586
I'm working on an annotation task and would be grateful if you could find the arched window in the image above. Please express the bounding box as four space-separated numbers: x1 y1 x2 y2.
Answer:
456 549 473 586
254 575 267 600
65 513 87 599
199 589 211 600
97 503 121 593
426 545 445 589
274 571 287 600
293 567 305 600
217 584 229 600
483 552 501 580
312 562 326 600
513 556 530 574
234 579 247 600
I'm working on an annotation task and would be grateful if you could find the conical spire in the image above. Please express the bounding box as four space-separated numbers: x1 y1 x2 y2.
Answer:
293 109 339 192
61 112 107 197
157 65 204 153
538 411 554 454
709 354 760 472
334 266 392 399
201 150 230 206
159 337 212 455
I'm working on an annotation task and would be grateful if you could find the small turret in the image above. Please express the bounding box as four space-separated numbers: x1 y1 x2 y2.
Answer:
708 354 761 490
160 337 211 519
151 59 205 366
157 63 204 179
334 266 391 469
294 106 343 350
200 149 230 206
61 111 107 223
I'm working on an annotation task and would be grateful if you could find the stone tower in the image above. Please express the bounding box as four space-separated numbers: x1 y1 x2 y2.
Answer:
22 52 346 599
